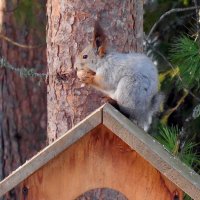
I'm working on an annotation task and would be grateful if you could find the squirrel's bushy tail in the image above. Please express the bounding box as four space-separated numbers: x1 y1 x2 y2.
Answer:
150 92 164 115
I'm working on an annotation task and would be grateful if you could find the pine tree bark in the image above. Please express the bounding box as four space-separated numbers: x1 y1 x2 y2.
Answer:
0 1 47 199
47 0 143 198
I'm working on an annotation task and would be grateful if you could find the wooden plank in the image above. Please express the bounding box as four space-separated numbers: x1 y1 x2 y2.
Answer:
20 124 183 200
0 105 103 197
103 103 200 200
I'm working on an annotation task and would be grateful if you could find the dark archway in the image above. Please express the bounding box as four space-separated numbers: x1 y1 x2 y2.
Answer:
75 188 128 200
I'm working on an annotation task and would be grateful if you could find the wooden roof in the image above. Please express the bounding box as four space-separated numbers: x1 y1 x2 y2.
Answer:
0 103 200 199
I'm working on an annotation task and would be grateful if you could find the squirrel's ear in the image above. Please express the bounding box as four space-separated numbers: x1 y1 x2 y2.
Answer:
93 21 106 57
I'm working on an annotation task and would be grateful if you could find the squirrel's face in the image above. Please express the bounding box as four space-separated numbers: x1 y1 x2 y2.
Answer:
75 22 107 80
74 44 97 72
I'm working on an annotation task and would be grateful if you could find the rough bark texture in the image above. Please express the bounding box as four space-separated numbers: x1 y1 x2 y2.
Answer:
47 0 143 142
0 0 47 199
47 0 143 199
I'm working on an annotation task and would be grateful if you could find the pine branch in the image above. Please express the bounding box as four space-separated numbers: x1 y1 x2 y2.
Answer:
0 57 46 78
170 36 200 90
147 6 200 40
0 34 45 49
161 90 189 124
156 125 200 169
144 36 200 102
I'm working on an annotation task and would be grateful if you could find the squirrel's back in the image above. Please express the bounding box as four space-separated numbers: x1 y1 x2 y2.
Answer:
97 51 159 95
75 21 163 131
104 51 158 77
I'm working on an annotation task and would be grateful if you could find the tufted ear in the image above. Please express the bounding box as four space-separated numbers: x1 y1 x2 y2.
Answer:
93 21 107 57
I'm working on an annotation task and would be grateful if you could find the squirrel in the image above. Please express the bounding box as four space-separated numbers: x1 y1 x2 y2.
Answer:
74 22 163 131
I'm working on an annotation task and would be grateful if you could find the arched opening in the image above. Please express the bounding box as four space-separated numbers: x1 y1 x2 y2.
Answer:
75 188 128 200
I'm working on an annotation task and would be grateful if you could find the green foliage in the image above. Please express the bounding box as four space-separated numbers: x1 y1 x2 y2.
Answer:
144 2 199 199
14 0 43 28
156 125 179 153
179 139 200 169
184 193 193 200
13 0 46 44
181 0 190 6
156 125 200 169
156 125 200 198
170 36 200 90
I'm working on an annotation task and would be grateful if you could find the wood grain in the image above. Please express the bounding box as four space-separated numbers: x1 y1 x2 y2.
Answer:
0 106 102 197
103 103 200 200
20 125 182 200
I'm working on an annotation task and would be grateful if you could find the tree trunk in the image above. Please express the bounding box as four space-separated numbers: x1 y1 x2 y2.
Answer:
0 1 47 199
47 0 143 198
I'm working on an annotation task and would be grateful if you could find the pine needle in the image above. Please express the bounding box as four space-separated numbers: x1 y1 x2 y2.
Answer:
170 35 200 90
156 125 200 169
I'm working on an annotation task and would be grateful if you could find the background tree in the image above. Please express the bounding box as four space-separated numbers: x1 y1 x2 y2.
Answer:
0 0 47 199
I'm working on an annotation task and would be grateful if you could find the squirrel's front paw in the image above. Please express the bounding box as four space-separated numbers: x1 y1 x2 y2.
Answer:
82 71 95 84
77 70 95 84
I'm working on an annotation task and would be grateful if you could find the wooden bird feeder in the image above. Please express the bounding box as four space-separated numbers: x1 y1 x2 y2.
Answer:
0 104 200 199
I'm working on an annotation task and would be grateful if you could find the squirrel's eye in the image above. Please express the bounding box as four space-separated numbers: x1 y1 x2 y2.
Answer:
83 55 88 59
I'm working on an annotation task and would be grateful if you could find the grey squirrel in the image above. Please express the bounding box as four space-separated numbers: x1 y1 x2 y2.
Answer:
75 22 163 131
